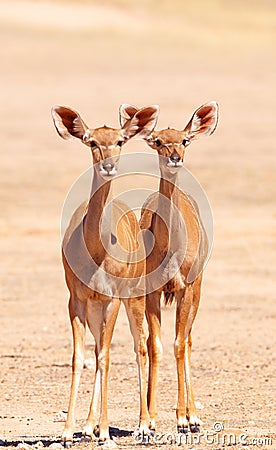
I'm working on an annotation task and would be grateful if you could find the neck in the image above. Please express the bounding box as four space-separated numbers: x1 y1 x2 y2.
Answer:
158 166 179 218
83 168 113 261
153 166 179 251
159 167 178 197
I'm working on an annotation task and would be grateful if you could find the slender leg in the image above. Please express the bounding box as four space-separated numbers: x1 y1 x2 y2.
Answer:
87 298 120 443
123 296 150 434
184 332 202 432
83 300 103 439
184 278 202 432
99 298 121 442
82 344 101 439
175 280 202 434
174 287 191 434
145 290 162 430
62 296 86 447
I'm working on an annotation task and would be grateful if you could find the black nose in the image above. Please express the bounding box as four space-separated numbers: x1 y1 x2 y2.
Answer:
170 153 181 163
102 162 114 173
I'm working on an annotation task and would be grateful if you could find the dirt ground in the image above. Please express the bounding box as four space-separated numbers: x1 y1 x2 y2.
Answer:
0 0 275 448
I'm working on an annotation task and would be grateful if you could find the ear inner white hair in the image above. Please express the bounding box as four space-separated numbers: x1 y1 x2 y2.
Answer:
121 105 160 140
119 104 139 127
51 105 89 141
184 101 218 140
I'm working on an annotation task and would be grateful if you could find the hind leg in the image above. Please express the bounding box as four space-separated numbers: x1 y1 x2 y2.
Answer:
174 288 189 434
145 290 162 430
174 279 203 434
184 277 203 432
82 342 101 439
86 298 120 443
62 296 86 447
123 296 150 434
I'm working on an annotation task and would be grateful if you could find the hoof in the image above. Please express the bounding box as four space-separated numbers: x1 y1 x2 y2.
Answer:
149 429 155 438
139 423 152 437
190 424 200 433
81 434 92 442
93 424 100 437
177 425 189 435
63 441 72 449
82 423 99 439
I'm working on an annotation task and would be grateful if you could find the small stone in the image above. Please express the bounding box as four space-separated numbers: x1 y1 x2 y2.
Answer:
53 411 67 422
17 444 32 449
195 401 204 410
48 444 64 450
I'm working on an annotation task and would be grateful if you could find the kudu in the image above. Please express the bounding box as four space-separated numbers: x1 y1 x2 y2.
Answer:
138 102 219 433
51 104 159 446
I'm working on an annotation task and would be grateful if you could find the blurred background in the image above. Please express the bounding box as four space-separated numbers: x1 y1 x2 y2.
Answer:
0 0 275 445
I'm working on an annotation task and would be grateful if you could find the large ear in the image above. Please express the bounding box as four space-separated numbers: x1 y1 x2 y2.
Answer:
51 105 89 140
119 104 139 127
184 101 218 140
122 105 160 140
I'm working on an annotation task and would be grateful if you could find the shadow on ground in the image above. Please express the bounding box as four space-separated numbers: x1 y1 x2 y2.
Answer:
0 428 132 447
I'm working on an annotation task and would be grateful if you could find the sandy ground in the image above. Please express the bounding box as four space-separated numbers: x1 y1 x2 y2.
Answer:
0 0 275 448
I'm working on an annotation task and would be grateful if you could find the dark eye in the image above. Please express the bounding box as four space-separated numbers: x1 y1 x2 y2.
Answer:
117 140 124 147
155 139 162 147
182 139 190 146
90 140 97 148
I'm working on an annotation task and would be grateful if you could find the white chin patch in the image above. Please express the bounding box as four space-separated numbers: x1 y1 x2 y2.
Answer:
166 161 183 168
100 167 117 176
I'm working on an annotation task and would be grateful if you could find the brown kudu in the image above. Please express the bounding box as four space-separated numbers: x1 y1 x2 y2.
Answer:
138 102 219 433
51 104 159 446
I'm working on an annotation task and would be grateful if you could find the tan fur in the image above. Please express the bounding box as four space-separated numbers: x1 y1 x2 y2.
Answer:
51 104 159 445
140 102 218 432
